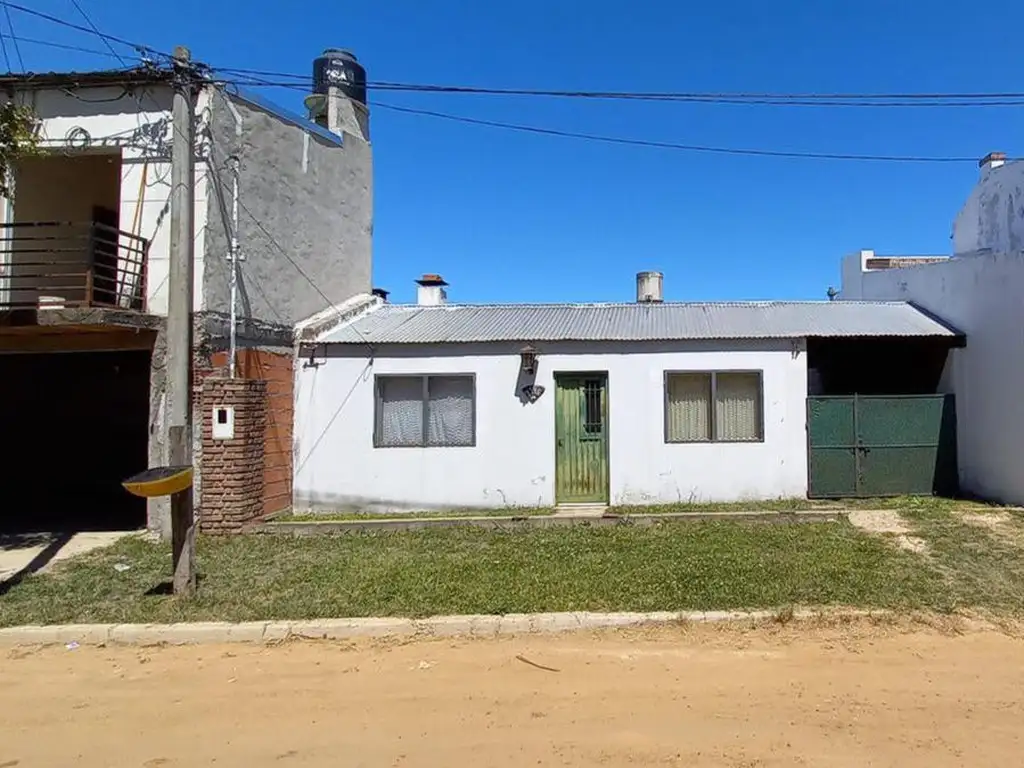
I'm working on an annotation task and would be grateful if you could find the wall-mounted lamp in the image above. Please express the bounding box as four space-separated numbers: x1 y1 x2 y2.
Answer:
519 344 539 375
521 384 546 403
302 344 323 370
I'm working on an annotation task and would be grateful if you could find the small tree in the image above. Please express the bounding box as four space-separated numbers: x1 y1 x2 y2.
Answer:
0 101 38 197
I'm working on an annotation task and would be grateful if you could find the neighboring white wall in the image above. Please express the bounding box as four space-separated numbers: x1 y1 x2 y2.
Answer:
294 340 809 511
953 160 1024 256
838 250 874 300
840 252 1024 504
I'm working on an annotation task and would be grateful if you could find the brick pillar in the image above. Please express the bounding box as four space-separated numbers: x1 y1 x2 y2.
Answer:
200 377 268 534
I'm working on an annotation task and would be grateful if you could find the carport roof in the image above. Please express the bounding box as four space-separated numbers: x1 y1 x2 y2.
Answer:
319 301 963 345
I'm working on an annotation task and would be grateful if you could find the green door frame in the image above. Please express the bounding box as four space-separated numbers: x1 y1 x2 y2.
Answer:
554 372 610 504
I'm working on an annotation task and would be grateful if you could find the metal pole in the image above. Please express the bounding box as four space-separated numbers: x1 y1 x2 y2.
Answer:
167 45 196 596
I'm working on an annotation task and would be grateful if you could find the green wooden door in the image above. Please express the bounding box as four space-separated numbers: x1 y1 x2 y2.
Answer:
807 395 958 498
555 375 609 503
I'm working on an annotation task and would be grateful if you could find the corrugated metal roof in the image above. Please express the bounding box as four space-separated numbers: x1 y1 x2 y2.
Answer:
320 301 962 345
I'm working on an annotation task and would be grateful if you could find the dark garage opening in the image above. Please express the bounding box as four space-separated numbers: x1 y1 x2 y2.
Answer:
805 336 963 499
0 349 151 532
807 337 955 396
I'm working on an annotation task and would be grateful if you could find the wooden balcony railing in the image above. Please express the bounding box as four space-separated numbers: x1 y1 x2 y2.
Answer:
0 221 149 311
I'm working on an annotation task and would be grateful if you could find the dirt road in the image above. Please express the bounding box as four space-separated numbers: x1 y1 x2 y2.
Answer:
2 619 1023 766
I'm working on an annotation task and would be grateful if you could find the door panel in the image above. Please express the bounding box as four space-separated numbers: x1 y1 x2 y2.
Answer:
807 395 957 498
555 375 609 503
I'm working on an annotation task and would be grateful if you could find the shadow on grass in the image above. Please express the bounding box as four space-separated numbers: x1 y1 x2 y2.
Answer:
145 581 175 596
0 532 74 598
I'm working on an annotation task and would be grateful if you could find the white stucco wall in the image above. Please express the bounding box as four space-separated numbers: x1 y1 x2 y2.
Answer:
294 340 809 511
1 85 210 313
840 251 1024 504
953 160 1024 256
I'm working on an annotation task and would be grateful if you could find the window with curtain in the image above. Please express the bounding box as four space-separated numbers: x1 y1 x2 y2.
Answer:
665 371 763 443
375 374 475 447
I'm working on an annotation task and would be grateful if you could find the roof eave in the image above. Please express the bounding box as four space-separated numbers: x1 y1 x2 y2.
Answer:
0 67 176 91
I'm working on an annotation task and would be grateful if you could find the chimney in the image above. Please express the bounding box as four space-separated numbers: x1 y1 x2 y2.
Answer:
636 271 664 303
979 151 1006 173
416 274 448 306
371 287 390 303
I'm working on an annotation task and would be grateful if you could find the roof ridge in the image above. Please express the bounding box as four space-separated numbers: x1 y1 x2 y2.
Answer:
378 300 911 309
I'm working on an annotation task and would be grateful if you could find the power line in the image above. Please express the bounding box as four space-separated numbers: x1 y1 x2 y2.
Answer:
374 102 981 163
232 191 376 352
226 78 1024 108
0 25 9 71
0 33 118 59
1 3 24 71
67 0 126 66
7 16 1024 109
3 2 166 60
210 67 1024 106
3 21 1006 162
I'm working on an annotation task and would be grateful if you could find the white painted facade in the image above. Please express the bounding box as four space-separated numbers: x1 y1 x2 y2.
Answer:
953 159 1024 256
1 84 210 314
294 340 809 511
839 250 1024 505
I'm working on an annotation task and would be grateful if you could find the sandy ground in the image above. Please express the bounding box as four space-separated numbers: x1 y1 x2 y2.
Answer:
2 620 1023 767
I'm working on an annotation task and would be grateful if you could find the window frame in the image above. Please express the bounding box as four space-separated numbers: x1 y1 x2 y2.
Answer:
373 373 477 448
579 376 606 441
663 370 765 444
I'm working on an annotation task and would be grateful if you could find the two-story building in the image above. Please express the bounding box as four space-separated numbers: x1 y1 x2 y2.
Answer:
0 49 374 536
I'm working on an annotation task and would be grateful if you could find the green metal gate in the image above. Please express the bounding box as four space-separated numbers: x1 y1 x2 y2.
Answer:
807 395 957 498
554 374 609 504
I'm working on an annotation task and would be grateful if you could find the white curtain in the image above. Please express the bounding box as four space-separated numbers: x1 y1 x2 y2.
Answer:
427 376 474 446
666 373 711 441
715 372 761 441
378 377 424 446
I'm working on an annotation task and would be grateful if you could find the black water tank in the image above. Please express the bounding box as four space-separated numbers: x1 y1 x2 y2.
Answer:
312 48 367 106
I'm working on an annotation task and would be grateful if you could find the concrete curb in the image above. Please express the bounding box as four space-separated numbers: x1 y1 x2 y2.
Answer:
261 510 846 535
0 608 888 648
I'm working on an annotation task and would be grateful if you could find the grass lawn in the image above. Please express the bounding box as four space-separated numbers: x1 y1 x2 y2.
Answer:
1 498 1019 626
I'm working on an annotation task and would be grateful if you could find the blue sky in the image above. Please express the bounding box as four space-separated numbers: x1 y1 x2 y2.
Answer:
9 0 1023 303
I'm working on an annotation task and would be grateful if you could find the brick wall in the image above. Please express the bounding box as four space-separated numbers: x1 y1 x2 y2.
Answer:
199 377 267 534
236 350 294 517
209 348 295 518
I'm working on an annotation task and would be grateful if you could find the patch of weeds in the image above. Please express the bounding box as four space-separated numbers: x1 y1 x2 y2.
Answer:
901 505 1024 615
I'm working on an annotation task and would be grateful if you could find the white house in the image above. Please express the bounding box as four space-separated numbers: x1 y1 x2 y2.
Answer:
838 152 1024 505
294 273 963 513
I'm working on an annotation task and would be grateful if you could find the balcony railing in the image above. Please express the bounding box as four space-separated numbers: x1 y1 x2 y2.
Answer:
0 221 149 312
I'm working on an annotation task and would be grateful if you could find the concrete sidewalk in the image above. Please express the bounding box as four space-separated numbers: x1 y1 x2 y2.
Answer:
0 531 138 585
262 509 846 535
0 608 889 647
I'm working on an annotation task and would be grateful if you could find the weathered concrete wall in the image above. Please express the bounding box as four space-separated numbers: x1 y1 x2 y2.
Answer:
840 251 1024 504
201 89 372 327
294 340 809 511
953 160 1024 256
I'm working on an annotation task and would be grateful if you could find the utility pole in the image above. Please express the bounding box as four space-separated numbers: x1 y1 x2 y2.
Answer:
167 45 197 595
